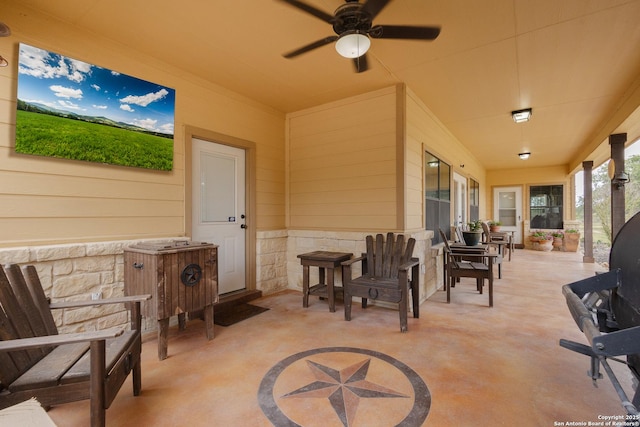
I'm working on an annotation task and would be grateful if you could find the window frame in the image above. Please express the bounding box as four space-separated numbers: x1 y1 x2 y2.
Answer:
425 151 451 244
529 184 564 229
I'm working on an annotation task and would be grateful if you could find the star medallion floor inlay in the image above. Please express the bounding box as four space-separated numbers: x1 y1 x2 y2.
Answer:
258 347 430 427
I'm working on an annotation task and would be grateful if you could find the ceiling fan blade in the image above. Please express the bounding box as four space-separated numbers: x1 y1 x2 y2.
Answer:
360 0 391 20
283 36 339 58
352 54 369 73
370 25 441 40
277 0 334 23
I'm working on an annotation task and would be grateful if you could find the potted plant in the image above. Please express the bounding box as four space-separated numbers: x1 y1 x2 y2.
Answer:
463 220 483 246
529 230 545 243
488 220 502 232
536 232 554 252
552 231 564 250
529 231 553 251
563 229 580 252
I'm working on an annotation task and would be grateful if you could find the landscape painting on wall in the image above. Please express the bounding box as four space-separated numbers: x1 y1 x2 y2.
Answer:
16 43 175 171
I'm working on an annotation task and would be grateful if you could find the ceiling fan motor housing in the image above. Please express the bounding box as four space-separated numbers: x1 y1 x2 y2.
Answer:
333 2 373 36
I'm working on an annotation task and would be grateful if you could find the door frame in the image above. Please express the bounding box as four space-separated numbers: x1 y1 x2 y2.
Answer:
492 185 523 245
184 125 256 293
452 172 467 227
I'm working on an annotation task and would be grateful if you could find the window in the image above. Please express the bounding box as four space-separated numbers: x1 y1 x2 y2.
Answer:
530 185 563 229
469 178 479 221
425 151 450 244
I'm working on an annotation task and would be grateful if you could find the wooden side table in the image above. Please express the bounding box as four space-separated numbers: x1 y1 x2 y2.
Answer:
297 251 352 312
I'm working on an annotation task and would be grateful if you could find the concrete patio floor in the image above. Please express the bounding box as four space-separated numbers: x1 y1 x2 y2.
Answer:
47 248 636 426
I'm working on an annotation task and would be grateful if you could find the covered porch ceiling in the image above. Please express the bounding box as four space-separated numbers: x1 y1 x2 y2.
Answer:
8 0 640 172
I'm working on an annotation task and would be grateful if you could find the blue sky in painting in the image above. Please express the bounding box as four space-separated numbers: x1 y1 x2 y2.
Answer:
17 43 175 136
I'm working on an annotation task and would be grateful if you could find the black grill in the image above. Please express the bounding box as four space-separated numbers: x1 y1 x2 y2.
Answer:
560 212 640 415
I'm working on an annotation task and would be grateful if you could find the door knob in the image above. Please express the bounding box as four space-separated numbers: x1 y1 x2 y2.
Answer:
241 224 247 229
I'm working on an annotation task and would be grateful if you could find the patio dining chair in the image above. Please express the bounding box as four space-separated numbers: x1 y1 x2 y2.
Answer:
439 229 497 307
481 221 512 261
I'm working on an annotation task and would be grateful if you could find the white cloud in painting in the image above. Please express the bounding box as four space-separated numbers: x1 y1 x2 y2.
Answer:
58 100 84 111
18 44 92 83
91 84 101 91
93 105 108 109
132 118 157 130
50 85 83 99
111 71 120 76
159 123 174 134
120 88 168 107
66 59 92 83
22 98 60 110
120 104 134 112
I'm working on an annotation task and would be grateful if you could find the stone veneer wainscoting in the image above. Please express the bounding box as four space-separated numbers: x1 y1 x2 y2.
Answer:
0 238 187 334
1 230 438 335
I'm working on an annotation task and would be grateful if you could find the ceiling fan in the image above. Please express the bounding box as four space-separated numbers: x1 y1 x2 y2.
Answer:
278 0 441 73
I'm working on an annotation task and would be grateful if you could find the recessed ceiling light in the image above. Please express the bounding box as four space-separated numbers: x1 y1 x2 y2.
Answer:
512 108 532 123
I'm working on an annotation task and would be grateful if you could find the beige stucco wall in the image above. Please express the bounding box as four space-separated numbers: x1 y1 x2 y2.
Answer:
487 165 576 244
0 5 510 332
286 86 400 231
0 4 286 248
284 85 488 301
405 87 487 224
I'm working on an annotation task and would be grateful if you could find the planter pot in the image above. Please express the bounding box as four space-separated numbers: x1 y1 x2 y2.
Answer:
462 231 482 246
489 225 501 232
552 237 563 250
537 239 553 252
564 233 580 252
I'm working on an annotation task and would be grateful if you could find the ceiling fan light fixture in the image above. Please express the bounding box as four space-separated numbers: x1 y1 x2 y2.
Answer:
512 108 532 123
335 32 370 58
518 152 531 160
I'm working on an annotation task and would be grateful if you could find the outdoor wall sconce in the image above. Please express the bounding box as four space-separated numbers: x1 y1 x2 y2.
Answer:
518 152 531 160
512 108 532 123
0 22 10 68
611 171 630 189
608 159 630 189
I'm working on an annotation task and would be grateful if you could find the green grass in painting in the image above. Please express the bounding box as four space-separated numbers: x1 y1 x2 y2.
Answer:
16 110 173 171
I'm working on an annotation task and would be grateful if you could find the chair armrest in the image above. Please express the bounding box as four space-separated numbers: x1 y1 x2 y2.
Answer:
0 329 123 352
341 255 365 267
49 294 152 309
399 257 420 271
448 252 497 260
450 248 487 256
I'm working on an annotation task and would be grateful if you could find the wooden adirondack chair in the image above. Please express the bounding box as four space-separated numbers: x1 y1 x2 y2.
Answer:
0 264 150 427
342 233 420 332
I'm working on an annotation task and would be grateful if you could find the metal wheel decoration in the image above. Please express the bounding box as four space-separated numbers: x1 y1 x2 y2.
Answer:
180 263 202 287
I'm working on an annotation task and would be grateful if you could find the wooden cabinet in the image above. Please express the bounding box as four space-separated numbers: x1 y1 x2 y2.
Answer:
124 241 218 360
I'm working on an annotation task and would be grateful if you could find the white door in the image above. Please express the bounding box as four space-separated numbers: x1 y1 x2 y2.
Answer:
453 172 467 227
493 186 523 245
192 138 246 295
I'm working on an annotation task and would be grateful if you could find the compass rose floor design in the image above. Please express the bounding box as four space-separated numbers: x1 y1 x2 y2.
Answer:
258 347 430 427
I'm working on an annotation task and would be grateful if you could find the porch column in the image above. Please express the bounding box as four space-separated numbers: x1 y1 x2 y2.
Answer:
582 161 594 263
610 133 627 241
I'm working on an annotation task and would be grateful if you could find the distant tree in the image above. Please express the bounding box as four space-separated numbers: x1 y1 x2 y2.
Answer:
592 163 612 243
590 155 640 244
624 155 640 219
